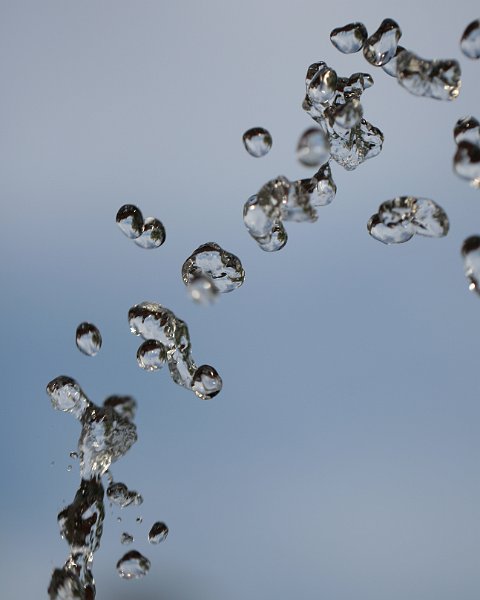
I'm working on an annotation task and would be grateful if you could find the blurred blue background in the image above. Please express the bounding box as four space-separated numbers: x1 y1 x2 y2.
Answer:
1 0 480 598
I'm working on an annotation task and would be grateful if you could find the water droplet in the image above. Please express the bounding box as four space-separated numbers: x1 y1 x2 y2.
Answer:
462 236 480 295
46 376 90 419
67 465 72 472
107 482 143 508
136 339 167 371
116 550 150 579
69 451 78 460
453 141 480 187
330 22 368 53
192 365 223 399
296 127 330 167
411 198 449 238
187 272 219 305
381 45 405 77
363 18 402 66
454 116 480 145
331 98 363 129
75 322 102 357
128 302 176 347
256 221 288 252
461 20 480 59
121 532 134 545
396 51 461 101
117 517 122 523
136 516 143 524
148 521 169 544
242 127 272 157
133 217 166 249
182 242 245 294
307 65 337 103
116 204 144 239
103 395 137 421
305 61 326 87
309 163 337 206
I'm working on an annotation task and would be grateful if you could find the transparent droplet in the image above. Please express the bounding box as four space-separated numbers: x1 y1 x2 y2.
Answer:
46 376 90 419
66 465 72 472
136 516 143 524
69 451 78 460
309 163 337 206
182 242 245 293
242 127 272 157
116 204 144 239
454 141 480 186
396 51 461 101
411 198 449 238
296 127 330 167
327 118 384 171
128 302 177 347
117 517 122 523
103 395 137 421
116 550 150 579
281 180 318 223
330 22 368 53
148 521 169 544
243 194 277 239
454 116 480 145
137 339 167 371
107 482 143 508
367 213 415 245
121 532 134 545
191 365 222 399
331 99 363 129
305 61 327 87
75 322 102 357
134 217 166 249
461 19 480 59
462 236 480 295
187 272 219 305
363 18 402 66
381 46 405 77
307 65 337 103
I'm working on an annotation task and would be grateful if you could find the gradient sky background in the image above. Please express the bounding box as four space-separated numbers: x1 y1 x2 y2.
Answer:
1 1 480 598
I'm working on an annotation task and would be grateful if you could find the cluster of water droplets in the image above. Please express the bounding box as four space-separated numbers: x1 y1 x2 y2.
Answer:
453 116 480 188
116 204 166 249
367 197 449 245
129 301 222 398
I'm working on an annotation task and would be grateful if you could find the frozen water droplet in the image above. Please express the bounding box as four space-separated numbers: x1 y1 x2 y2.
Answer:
191 365 222 399
454 141 480 186
136 516 143 523
67 465 72 472
182 242 245 293
296 127 330 167
242 127 272 157
46 376 90 419
136 339 167 371
133 217 166 249
363 18 402 66
116 550 150 579
187 272 219 305
75 322 102 357
107 482 143 508
148 521 169 544
121 532 134 545
381 46 405 77
454 117 480 145
396 51 461 100
462 236 480 294
103 395 137 421
307 65 337 103
116 204 144 239
330 22 368 53
461 20 480 59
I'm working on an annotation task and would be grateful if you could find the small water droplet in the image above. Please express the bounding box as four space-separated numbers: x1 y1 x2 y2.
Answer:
136 516 143 524
66 465 72 472
307 65 337 103
116 204 144 239
330 22 368 53
137 339 167 371
116 550 150 579
461 19 480 59
148 521 169 544
192 365 222 400
182 242 245 294
121 532 134 545
242 127 272 157
363 18 402 66
134 217 166 249
69 451 78 460
462 236 480 295
117 517 122 523
296 128 330 167
75 322 102 357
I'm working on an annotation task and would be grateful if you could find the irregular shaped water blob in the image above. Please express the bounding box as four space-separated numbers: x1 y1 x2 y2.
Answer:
396 51 461 100
381 45 405 77
242 127 272 157
187 272 219 305
148 521 169 544
103 395 137 421
107 482 143 507
462 236 480 294
121 532 134 545
182 242 245 294
363 18 402 66
460 20 480 59
134 217 166 249
296 127 330 167
330 22 368 54
76 322 102 357
306 64 337 103
128 301 221 395
368 196 449 244
116 204 144 239
137 339 167 371
117 550 151 579
192 365 223 399
309 163 337 206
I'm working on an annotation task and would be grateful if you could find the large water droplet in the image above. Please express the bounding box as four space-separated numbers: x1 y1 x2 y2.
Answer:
396 51 461 101
242 127 272 157
75 323 102 357
182 242 245 294
116 204 144 239
148 521 169 544
307 65 337 103
381 46 405 77
136 339 167 371
363 18 402 66
460 19 480 59
330 22 368 53
191 365 223 399
133 217 166 249
296 127 330 167
116 550 150 579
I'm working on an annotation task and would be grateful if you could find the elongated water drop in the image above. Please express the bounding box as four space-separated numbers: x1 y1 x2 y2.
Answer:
116 204 144 239
148 521 169 544
136 340 167 371
330 22 368 53
76 322 102 356
461 19 480 59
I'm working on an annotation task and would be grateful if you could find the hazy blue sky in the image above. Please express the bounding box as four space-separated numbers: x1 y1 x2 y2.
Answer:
1 1 480 598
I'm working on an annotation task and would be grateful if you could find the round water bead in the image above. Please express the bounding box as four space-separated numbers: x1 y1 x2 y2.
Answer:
75 322 102 356
307 65 337 103
242 127 272 157
187 272 219 305
296 127 330 167
121 532 134 545
116 204 144 239
148 521 169 544
330 22 368 54
134 217 166 249
256 221 288 252
461 19 480 59
191 365 222 399
136 339 167 371
116 550 150 579
182 242 245 293
46 376 90 418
